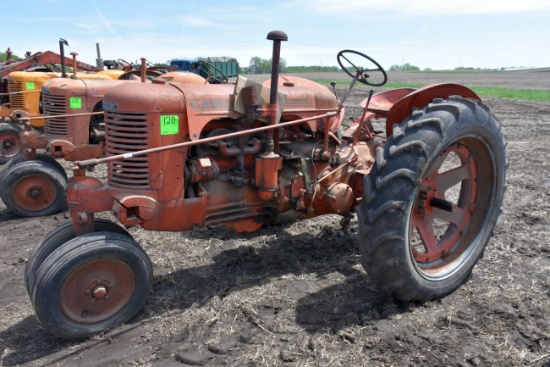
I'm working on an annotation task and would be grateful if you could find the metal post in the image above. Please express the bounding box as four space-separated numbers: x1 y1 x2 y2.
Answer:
59 38 69 78
96 43 103 68
70 52 78 77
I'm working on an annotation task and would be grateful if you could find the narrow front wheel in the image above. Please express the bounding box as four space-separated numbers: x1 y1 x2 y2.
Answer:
31 232 153 339
1 160 68 217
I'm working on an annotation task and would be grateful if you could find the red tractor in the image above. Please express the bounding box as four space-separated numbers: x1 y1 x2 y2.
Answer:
0 67 210 217
25 31 507 339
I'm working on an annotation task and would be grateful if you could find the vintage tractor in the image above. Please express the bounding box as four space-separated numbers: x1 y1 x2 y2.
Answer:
25 31 507 339
0 66 209 217
0 48 178 166
0 70 116 164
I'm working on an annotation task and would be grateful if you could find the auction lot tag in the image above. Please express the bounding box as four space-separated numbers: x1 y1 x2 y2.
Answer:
26 82 35 90
160 115 179 135
70 97 82 109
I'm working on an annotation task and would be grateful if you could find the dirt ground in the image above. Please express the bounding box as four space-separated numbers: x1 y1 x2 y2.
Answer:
0 71 549 366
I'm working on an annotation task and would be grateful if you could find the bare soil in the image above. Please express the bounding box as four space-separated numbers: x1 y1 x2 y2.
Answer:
1 71 549 366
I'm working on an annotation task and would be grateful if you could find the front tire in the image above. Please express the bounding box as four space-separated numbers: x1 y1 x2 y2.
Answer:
31 232 153 339
0 122 22 165
356 96 507 302
1 160 68 217
25 219 132 296
0 153 68 202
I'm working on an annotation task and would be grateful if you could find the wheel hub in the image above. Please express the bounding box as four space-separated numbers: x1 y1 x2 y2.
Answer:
12 175 58 211
1 134 20 157
410 143 477 266
60 259 135 324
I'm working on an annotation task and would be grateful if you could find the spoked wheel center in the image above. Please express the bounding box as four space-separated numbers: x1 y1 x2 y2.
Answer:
60 259 136 324
410 143 478 276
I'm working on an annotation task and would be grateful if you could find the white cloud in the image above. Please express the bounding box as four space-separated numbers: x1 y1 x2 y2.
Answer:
282 0 550 15
182 16 217 27
91 0 124 42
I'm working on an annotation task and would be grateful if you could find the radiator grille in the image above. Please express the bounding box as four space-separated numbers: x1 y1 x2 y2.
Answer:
43 94 68 136
105 111 150 189
8 81 25 108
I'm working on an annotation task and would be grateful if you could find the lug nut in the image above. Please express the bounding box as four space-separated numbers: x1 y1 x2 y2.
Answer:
92 285 107 299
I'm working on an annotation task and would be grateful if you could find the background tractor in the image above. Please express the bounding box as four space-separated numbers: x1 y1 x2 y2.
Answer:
25 31 507 339
0 65 210 217
0 41 178 166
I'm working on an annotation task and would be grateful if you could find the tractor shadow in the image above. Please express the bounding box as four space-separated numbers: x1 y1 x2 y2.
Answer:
0 222 407 366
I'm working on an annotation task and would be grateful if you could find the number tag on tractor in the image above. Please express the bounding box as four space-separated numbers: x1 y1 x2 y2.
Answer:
26 82 35 90
160 115 179 135
70 97 82 109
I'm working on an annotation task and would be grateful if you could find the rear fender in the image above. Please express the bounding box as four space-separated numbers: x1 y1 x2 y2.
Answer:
385 83 480 137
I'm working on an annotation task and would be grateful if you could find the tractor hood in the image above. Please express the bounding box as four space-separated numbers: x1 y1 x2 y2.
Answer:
43 78 138 100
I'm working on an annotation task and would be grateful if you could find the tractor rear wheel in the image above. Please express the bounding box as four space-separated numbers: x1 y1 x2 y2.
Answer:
356 96 507 302
1 160 68 217
25 219 132 296
0 122 22 165
31 232 153 339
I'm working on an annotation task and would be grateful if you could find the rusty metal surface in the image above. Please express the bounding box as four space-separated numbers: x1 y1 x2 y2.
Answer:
10 172 59 212
59 258 135 324
65 68 480 236
0 126 22 159
385 83 480 136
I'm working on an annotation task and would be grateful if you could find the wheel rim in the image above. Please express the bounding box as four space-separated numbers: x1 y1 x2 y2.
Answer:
59 259 136 324
409 139 494 280
11 174 59 212
0 130 21 158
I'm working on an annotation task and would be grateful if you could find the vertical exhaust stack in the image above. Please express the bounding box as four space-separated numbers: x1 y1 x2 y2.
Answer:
96 43 103 69
70 52 78 79
255 31 287 202
141 58 147 82
265 30 288 154
59 38 69 78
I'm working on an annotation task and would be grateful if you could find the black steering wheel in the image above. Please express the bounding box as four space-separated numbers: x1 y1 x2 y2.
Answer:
198 61 228 84
337 50 387 86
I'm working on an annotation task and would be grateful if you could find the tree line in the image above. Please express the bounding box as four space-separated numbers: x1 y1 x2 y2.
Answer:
246 56 339 74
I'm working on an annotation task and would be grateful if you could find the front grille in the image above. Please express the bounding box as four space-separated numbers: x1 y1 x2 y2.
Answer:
43 94 68 136
8 81 25 108
105 111 150 189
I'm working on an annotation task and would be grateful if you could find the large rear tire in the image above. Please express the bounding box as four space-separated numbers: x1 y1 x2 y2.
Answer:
31 232 153 339
356 96 507 302
25 219 132 296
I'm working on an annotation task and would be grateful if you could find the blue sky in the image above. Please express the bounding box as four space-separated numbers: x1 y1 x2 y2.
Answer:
4 0 550 70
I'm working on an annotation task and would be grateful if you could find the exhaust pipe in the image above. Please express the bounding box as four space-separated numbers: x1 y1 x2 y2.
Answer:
70 52 78 79
59 38 69 78
96 43 103 68
265 30 288 153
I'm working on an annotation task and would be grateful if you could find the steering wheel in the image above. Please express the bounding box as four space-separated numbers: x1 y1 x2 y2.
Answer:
118 69 163 80
337 50 387 86
198 61 228 84
117 58 133 71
